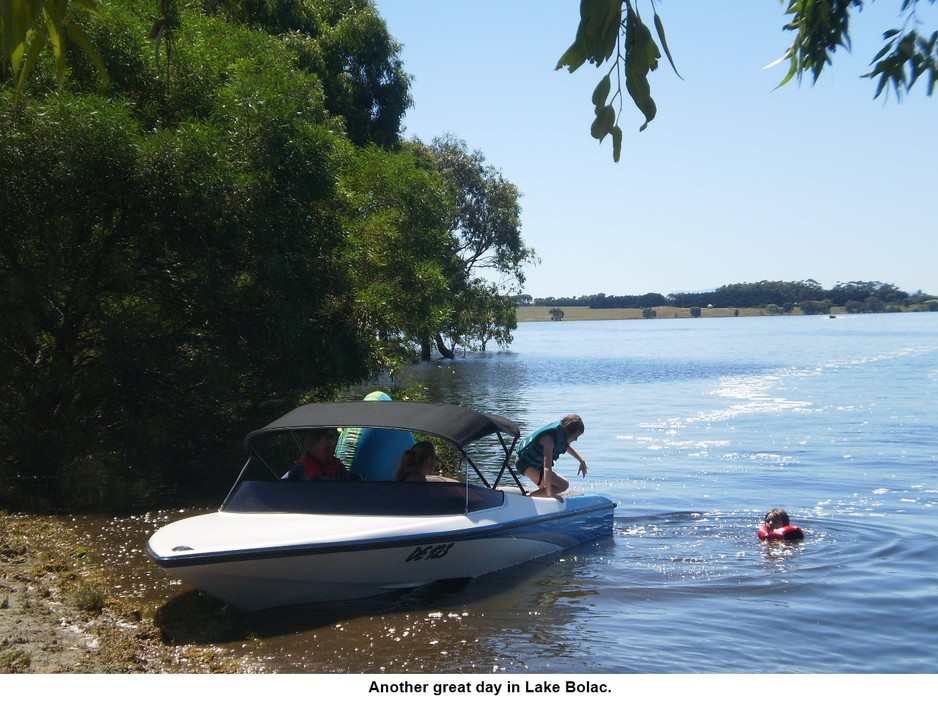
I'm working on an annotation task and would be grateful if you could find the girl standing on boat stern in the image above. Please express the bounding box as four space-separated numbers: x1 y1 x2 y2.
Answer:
515 414 588 498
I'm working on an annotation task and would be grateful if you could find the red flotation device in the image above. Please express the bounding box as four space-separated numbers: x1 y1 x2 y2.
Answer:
758 524 804 541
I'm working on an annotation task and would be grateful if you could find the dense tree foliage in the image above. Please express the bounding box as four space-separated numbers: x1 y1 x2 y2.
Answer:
559 0 937 161
338 144 456 370
205 0 413 147
0 1 526 511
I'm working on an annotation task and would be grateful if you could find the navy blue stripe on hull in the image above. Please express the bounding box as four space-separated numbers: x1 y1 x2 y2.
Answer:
150 500 614 569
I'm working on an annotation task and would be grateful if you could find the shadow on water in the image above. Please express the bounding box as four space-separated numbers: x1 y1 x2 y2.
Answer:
153 547 584 646
154 579 473 644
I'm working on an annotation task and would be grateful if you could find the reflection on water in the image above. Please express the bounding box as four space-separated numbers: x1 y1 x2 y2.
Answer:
72 508 938 673
68 314 938 672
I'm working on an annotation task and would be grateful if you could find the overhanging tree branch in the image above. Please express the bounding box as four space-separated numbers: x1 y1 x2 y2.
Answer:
559 0 936 162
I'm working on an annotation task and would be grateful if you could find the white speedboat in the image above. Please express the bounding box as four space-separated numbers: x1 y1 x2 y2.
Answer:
147 400 615 611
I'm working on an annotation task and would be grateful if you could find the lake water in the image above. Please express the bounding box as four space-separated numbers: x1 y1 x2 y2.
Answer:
73 312 938 675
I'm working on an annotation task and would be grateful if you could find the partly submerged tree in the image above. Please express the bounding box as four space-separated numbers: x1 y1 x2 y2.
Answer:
456 279 518 353
338 144 457 371
558 0 938 161
408 135 536 359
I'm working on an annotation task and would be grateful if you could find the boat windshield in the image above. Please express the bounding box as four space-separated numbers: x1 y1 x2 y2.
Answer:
244 425 522 490
223 480 505 516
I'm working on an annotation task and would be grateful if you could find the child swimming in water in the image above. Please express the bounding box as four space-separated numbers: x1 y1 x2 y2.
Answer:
758 508 804 541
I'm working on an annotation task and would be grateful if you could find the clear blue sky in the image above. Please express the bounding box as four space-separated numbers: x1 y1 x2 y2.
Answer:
373 0 937 299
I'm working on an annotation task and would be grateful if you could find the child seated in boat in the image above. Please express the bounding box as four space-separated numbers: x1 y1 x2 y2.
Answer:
395 441 457 483
515 414 588 498
758 508 805 541
283 428 351 481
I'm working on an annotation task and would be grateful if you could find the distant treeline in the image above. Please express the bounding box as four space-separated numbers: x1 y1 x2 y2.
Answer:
522 280 937 312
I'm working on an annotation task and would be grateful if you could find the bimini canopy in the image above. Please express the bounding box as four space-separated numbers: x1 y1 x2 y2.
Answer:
244 401 519 450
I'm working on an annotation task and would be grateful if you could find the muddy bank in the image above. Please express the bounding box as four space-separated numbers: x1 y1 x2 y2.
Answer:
0 511 263 674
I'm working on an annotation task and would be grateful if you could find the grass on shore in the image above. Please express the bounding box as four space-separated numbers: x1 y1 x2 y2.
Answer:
515 306 791 323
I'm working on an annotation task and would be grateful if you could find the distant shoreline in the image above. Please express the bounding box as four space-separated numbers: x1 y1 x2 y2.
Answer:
515 305 857 323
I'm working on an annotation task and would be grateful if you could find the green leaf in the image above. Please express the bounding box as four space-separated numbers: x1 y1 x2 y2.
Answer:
595 0 621 63
591 74 611 106
598 104 615 141
556 26 588 72
557 41 587 72
42 2 69 86
580 0 620 63
871 42 895 65
774 51 799 90
66 21 110 84
560 0 621 69
624 6 658 130
589 104 615 140
872 70 889 99
611 125 623 162
590 112 606 140
926 31 938 53
636 23 660 69
16 29 45 96
5 0 110 95
653 12 682 79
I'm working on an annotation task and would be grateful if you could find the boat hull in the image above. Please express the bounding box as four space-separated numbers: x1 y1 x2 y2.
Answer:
148 493 614 611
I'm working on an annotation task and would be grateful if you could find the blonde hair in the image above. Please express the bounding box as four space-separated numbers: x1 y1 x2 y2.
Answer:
395 441 437 482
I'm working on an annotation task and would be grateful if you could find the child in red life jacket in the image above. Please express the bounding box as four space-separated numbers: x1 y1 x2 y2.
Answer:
758 508 804 541
283 428 350 481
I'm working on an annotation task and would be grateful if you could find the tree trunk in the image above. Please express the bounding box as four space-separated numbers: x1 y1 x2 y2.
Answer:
435 333 455 360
